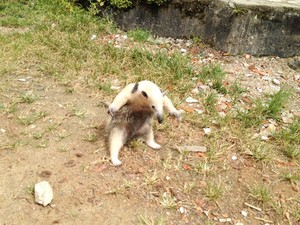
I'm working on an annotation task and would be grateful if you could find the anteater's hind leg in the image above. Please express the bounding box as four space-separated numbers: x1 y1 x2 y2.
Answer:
109 127 127 166
141 123 161 150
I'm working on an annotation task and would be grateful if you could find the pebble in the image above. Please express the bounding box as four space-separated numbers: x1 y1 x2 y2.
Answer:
0 128 6 133
232 155 238 161
241 210 248 217
261 135 269 141
185 97 199 103
219 218 232 223
203 128 211 135
272 78 280 85
198 85 210 92
90 34 97 41
180 48 187 54
179 206 187 214
35 181 53 206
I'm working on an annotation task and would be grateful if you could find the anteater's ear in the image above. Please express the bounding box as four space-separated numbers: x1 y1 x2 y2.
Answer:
141 91 148 98
131 82 139 93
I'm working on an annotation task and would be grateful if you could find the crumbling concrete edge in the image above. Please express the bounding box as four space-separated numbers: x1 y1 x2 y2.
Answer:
111 0 300 57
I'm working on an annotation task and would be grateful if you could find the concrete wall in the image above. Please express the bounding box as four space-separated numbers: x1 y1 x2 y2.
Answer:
79 0 300 57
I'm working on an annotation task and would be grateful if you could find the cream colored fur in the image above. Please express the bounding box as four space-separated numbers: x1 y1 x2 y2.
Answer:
107 80 181 166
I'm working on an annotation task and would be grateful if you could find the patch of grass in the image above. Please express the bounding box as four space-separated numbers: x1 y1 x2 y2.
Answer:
228 81 247 101
250 143 272 162
199 64 227 94
128 28 150 42
0 141 22 150
160 192 177 209
283 146 300 160
26 184 35 195
33 131 44 139
203 91 217 113
96 82 113 95
274 120 300 160
110 0 132 9
293 208 300 222
203 183 223 201
19 91 37 104
181 182 196 194
263 88 292 120
1 102 18 114
83 132 97 143
146 0 168 6
17 111 47 126
144 170 160 186
137 215 164 225
193 161 213 175
249 183 272 204
282 171 300 183
236 99 265 128
71 108 86 118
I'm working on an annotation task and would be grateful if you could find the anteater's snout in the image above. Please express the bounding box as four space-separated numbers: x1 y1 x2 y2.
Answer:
157 115 164 124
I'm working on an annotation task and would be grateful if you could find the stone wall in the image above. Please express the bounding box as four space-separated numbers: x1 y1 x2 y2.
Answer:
79 0 300 57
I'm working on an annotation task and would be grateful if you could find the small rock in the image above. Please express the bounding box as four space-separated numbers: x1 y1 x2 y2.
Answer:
110 85 121 90
261 135 269 141
272 78 280 85
256 87 263 93
179 206 186 214
245 54 251 59
185 97 199 103
0 128 6 133
180 48 187 54
203 128 211 135
288 57 300 71
198 85 210 92
219 218 232 223
191 88 200 94
177 145 207 152
90 34 97 41
18 78 27 82
35 181 53 206
194 109 204 114
262 75 272 81
241 210 248 217
232 155 238 161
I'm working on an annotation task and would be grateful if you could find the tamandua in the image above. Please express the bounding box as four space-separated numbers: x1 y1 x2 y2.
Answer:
107 80 181 166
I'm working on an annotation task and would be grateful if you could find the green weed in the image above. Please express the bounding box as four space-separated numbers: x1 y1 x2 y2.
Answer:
19 91 37 104
199 64 227 94
17 111 47 126
204 183 223 201
83 132 97 142
263 88 292 120
249 183 272 204
128 28 150 42
137 215 164 225
160 192 177 209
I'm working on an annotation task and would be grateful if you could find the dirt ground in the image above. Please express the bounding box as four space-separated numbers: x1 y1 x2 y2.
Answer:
1 40 300 225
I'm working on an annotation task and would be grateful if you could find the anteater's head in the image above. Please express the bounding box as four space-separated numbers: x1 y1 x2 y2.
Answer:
131 80 165 123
